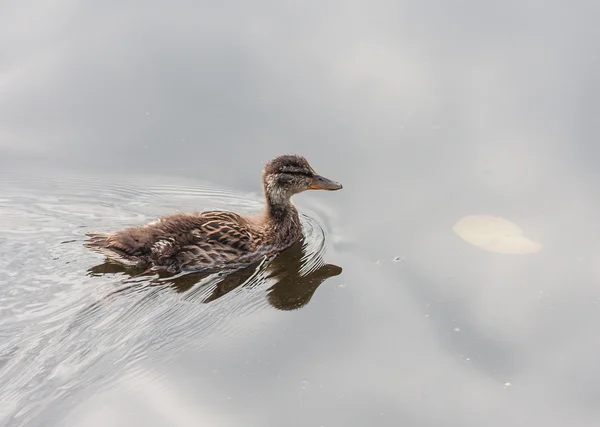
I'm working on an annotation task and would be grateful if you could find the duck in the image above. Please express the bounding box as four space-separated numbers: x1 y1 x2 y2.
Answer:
84 155 342 274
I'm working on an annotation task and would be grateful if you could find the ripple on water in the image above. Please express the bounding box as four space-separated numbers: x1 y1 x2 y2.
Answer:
0 172 342 427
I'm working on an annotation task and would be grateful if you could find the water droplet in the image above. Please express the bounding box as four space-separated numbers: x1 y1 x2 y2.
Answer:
454 327 461 332
375 260 382 265
338 283 346 288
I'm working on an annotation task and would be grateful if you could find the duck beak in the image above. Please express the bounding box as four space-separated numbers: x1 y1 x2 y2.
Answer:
308 174 343 191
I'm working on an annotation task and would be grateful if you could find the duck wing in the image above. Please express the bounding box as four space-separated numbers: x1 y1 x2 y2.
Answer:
85 211 266 272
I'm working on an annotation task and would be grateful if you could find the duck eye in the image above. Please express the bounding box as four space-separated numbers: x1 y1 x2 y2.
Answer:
276 174 294 185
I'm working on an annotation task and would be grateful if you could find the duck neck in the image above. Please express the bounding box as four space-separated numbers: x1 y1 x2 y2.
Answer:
265 191 296 222
263 187 301 241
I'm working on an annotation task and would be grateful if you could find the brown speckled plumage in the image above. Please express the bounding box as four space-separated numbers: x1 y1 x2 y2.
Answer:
84 155 342 273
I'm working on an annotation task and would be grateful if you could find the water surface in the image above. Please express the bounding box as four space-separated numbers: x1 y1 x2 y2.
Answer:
2 0 600 426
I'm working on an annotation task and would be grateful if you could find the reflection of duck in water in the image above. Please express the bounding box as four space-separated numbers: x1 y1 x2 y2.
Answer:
85 155 342 274
88 238 342 311
265 240 342 310
203 238 342 310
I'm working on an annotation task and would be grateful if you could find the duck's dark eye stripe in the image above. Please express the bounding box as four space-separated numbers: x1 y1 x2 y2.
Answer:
279 166 312 176
287 171 312 177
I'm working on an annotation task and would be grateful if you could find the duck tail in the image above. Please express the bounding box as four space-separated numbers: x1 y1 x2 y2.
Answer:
84 232 142 267
84 232 111 248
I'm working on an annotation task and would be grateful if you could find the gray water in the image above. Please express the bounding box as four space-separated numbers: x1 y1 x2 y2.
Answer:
2 1 600 426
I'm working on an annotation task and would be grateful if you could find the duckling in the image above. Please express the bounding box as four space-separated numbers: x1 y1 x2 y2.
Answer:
84 155 342 274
